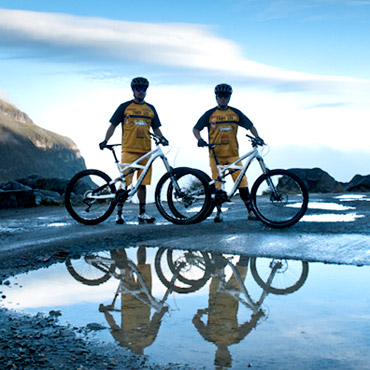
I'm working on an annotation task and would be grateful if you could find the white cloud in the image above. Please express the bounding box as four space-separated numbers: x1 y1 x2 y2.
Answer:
1 8 370 94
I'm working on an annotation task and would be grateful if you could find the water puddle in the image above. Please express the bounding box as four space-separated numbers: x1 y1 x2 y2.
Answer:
1 246 370 369
301 213 364 222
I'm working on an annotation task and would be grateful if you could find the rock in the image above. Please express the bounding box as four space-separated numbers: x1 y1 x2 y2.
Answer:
34 189 64 206
16 175 69 195
86 323 106 331
345 174 370 192
0 189 36 208
287 168 346 193
0 180 32 191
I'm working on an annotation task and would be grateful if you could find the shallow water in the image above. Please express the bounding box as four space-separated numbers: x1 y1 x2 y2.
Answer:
1 246 370 369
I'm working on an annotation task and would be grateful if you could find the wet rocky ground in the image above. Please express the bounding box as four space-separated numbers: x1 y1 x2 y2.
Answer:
1 193 369 369
1 307 182 370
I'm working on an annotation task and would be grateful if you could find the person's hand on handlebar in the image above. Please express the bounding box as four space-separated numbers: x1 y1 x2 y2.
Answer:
161 137 169 146
198 138 208 147
99 140 107 150
255 137 265 146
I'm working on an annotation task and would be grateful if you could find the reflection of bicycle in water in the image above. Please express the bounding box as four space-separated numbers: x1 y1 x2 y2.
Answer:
154 248 308 295
154 248 309 368
66 247 176 355
66 248 308 295
66 247 308 361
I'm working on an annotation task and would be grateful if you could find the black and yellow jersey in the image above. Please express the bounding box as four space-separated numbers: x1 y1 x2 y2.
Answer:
194 106 253 157
110 100 161 153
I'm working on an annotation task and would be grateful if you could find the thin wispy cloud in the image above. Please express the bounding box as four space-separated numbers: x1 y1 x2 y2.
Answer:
0 8 369 93
304 102 351 109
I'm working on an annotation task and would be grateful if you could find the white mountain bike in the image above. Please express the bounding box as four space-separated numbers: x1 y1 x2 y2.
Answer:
64 133 212 225
197 135 309 228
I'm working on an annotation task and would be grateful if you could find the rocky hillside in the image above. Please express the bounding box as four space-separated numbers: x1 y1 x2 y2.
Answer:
0 99 86 181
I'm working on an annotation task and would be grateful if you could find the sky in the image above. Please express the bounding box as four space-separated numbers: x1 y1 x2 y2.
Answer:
0 0 369 192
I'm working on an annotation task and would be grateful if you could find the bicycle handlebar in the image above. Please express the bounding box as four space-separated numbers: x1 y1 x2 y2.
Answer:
100 132 168 152
246 134 265 147
104 144 121 151
149 132 169 146
204 135 265 149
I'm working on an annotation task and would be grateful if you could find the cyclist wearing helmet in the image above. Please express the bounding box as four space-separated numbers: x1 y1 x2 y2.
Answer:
193 83 263 222
100 77 168 224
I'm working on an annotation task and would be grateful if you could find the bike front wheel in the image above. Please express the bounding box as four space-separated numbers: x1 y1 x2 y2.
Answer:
154 248 211 294
250 257 309 295
155 167 212 225
251 169 308 228
65 169 116 225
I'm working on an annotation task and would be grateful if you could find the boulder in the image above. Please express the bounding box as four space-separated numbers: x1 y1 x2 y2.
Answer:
345 174 370 192
0 189 36 208
0 174 67 208
34 189 64 206
16 174 69 195
287 168 345 193
0 180 32 191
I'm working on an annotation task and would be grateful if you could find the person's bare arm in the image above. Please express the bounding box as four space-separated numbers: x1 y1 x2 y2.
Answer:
104 124 117 142
193 128 202 140
99 124 117 149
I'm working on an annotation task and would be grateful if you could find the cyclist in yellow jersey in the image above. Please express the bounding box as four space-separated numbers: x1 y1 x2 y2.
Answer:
100 77 168 224
193 83 263 222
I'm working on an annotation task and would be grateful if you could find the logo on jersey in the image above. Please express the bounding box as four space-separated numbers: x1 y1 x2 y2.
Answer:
219 126 233 132
134 121 148 126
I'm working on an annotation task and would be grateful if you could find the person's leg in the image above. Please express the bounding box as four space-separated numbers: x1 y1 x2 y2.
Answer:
137 164 155 222
116 202 125 224
239 187 258 220
115 152 137 224
210 156 223 222
229 157 257 220
138 185 146 214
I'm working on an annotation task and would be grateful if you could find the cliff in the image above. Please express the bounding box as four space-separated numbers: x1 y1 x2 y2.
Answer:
0 99 86 181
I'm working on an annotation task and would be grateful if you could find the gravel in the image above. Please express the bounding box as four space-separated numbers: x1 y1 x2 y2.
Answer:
0 307 198 370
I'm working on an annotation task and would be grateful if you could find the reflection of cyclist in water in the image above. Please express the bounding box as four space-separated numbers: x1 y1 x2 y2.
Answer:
192 255 263 368
99 246 167 355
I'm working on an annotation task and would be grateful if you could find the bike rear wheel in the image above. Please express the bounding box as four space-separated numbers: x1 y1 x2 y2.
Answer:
65 169 116 225
155 167 212 224
155 248 211 293
66 252 115 286
251 169 308 228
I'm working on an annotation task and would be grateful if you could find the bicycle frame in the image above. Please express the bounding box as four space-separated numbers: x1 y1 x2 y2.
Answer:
211 145 269 199
83 254 171 313
103 143 175 201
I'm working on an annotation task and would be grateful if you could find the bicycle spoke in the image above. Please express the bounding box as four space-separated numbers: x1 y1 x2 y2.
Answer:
250 257 309 295
251 170 308 228
155 167 212 224
65 170 116 225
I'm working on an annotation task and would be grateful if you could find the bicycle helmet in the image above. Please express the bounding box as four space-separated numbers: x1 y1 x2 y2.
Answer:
131 77 149 89
214 83 232 95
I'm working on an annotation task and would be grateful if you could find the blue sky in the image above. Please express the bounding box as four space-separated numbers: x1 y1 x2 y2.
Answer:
0 0 369 186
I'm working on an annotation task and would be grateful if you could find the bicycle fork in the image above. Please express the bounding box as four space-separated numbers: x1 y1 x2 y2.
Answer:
161 155 183 196
257 157 281 201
